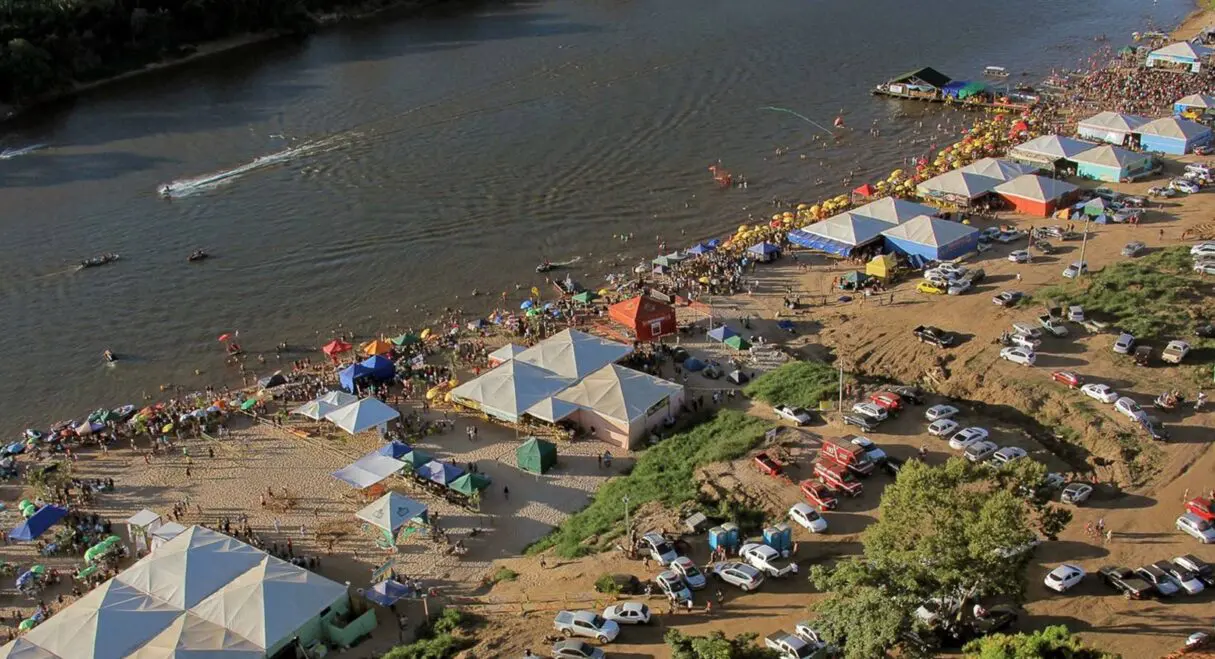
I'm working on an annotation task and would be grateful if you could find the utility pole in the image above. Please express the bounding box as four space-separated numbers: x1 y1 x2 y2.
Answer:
622 495 630 534
837 363 845 418
1076 214 1092 277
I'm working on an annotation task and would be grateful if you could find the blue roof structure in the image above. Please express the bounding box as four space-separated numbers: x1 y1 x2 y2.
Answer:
339 364 374 392
9 505 67 541
418 461 465 486
359 355 396 381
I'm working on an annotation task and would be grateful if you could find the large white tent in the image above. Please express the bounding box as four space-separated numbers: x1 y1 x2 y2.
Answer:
487 343 526 365
22 580 182 659
126 613 264 659
523 397 581 423
513 329 633 379
958 157 1038 181
323 398 400 435
1008 134 1096 165
355 492 428 535
847 197 939 224
880 215 980 261
449 359 574 422
116 527 266 609
556 364 684 425
0 639 61 659
331 453 405 489
1076 111 1148 144
290 400 340 421
316 391 358 408
915 171 1002 203
801 213 891 246
992 174 1079 203
191 557 348 651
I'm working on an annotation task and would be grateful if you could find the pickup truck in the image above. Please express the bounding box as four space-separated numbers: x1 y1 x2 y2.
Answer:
1098 566 1154 600
754 452 785 477
553 610 620 643
913 325 956 348
1037 314 1069 337
1162 340 1191 364
741 542 798 578
821 436 875 476
765 631 818 659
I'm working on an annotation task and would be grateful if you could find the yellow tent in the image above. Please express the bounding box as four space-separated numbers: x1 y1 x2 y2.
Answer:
865 253 897 279
362 338 394 356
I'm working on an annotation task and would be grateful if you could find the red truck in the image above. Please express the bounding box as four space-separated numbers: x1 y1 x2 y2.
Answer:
753 452 784 477
814 460 863 497
820 436 874 476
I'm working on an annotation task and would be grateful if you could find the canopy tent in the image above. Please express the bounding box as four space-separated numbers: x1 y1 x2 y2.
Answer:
516 437 558 474
1071 145 1155 183
291 399 340 421
337 364 373 393
881 215 980 261
941 80 987 99
840 271 871 288
363 580 413 608
852 183 877 198
687 243 715 255
126 612 263 659
958 157 1038 182
9 505 67 542
324 398 400 435
355 492 428 546
115 527 265 609
724 335 751 351
1146 41 1212 72
555 364 684 426
361 339 394 356
1175 93 1215 116
398 450 433 472
786 229 859 256
257 372 287 389
449 473 492 497
487 343 526 366
418 461 465 487
1083 197 1111 217
1136 116 1213 154
449 360 574 423
321 340 352 359
1008 134 1097 166
801 213 891 249
21 580 181 659
523 397 580 423
126 509 163 553
608 296 676 342
915 171 1002 204
849 197 939 225
865 253 897 279
376 440 412 460
359 355 395 381
390 333 420 347
993 174 1080 217
707 326 738 342
746 242 781 262
331 454 405 489
514 329 633 380
650 252 689 268
151 522 187 550
1076 111 1149 144
318 390 359 408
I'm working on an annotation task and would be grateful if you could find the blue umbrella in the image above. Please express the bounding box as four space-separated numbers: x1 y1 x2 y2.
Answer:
707 239 721 248
543 302 556 310
520 300 534 310
15 571 33 589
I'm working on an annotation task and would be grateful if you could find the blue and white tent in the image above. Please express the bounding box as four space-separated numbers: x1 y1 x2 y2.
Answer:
881 215 980 261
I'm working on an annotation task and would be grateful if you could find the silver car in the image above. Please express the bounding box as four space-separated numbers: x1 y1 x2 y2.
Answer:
710 562 765 591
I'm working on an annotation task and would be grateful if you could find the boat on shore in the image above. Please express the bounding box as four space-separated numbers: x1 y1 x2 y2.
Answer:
79 253 120 269
188 249 209 262
984 66 1010 78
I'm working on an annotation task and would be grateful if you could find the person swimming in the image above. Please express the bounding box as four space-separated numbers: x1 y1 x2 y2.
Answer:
103 349 117 363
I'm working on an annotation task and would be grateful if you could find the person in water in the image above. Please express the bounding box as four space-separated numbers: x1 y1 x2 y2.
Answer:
103 350 116 363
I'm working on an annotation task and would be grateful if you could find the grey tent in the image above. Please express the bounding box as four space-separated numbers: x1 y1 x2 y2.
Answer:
516 437 557 474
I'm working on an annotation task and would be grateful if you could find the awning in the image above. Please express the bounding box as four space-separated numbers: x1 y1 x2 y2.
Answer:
364 580 414 607
787 229 856 256
331 454 405 488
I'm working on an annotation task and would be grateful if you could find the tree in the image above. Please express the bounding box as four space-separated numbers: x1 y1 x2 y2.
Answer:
664 629 779 659
962 625 1121 659
808 458 1054 659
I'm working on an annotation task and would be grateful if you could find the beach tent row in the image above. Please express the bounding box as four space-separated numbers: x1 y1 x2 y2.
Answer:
790 197 941 256
1073 113 1213 156
292 395 400 436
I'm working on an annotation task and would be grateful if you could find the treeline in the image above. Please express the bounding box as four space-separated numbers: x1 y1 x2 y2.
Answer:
0 0 395 104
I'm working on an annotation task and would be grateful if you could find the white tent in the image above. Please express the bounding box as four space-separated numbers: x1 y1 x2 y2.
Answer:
0 639 61 659
1076 111 1148 144
1176 93 1215 109
449 360 574 422
958 157 1038 181
523 397 581 423
316 391 358 408
915 171 1002 200
487 344 526 365
1009 134 1097 163
126 613 263 659
127 509 164 553
191 557 348 651
1151 41 1213 60
290 400 339 421
992 175 1079 203
513 329 633 380
801 213 891 246
1137 116 1210 140
331 453 405 489
323 398 400 435
116 527 266 609
848 197 939 224
22 580 182 659
152 522 188 551
556 364 684 425
355 492 428 534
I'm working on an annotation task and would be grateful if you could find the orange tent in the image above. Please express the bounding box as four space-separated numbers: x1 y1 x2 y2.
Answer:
362 338 394 356
609 296 676 342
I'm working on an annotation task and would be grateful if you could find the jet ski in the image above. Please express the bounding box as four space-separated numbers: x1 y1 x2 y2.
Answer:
188 249 209 262
79 253 120 269
535 261 554 273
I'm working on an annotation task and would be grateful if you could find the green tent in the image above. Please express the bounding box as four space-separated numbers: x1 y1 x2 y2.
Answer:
572 291 597 305
449 472 492 496
516 437 558 474
724 335 751 351
1084 197 1110 217
391 333 420 346
399 450 433 471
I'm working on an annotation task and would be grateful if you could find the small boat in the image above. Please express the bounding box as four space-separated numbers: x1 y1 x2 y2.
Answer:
79 253 120 269
984 66 1009 78
535 261 554 273
188 249 209 262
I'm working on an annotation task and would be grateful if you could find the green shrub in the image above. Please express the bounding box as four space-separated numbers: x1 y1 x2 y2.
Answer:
381 608 469 659
594 573 621 594
743 361 839 409
490 567 518 584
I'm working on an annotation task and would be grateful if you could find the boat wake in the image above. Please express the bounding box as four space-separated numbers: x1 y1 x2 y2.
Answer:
0 144 47 160
157 135 354 198
550 256 582 267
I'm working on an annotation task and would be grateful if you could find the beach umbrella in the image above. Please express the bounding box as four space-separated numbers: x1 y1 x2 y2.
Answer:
14 571 33 588
362 338 394 356
161 423 174 433
18 619 35 631
217 333 232 342
240 399 258 411
30 564 44 575
520 300 534 310
391 333 420 346
526 308 540 317
322 339 353 357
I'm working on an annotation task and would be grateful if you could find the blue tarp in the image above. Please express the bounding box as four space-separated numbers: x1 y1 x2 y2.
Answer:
365 579 414 607
360 355 396 381
376 440 412 459
707 326 738 342
747 242 781 255
683 358 706 372
9 505 67 541
787 229 855 256
418 460 465 486
339 364 374 392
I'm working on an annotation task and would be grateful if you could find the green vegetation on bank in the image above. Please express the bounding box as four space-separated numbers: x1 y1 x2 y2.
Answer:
665 629 779 659
0 0 424 105
527 409 768 558
381 608 471 659
963 625 1119 659
744 360 840 409
1036 247 1204 340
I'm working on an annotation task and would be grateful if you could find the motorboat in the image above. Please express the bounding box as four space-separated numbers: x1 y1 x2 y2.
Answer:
984 66 1010 78
535 261 554 273
79 253 120 269
188 249 209 262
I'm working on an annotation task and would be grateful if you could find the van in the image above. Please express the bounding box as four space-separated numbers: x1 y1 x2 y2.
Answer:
814 461 863 497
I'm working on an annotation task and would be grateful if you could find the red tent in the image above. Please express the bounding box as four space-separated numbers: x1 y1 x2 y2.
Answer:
608 296 676 342
322 339 353 361
852 183 877 199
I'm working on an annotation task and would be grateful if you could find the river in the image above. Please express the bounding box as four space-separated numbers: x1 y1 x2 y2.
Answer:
0 0 1192 434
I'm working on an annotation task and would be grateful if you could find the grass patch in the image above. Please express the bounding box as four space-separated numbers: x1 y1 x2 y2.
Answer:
527 410 768 558
594 573 622 594
490 567 518 584
1034 247 1204 341
743 360 840 409
382 608 472 659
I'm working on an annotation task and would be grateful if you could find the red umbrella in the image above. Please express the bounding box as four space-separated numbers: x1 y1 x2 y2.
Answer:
322 339 353 356
217 333 232 342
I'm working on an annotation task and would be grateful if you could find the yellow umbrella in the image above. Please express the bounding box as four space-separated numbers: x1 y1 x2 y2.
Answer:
161 424 174 433
420 328 432 340
362 338 394 356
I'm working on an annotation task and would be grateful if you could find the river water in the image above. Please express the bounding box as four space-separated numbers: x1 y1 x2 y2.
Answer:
0 0 1191 433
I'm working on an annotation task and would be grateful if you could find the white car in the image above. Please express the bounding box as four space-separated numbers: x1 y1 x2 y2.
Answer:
640 532 678 565
851 436 887 463
1191 242 1215 258
999 346 1036 365
1081 383 1119 404
1062 262 1088 279
925 404 959 421
671 556 707 590
1044 564 1086 593
964 440 998 463
995 230 1025 243
980 227 1003 241
936 263 968 277
1171 178 1201 194
851 402 888 421
1008 250 1030 264
947 280 973 295
991 446 1028 465
1159 562 1205 595
655 570 693 603
1112 333 1135 354
602 602 651 625
774 405 813 426
710 562 764 591
1114 397 1147 422
1061 482 1093 505
1178 514 1215 544
789 503 828 533
1196 262 1215 275
949 427 990 450
1009 334 1040 350
1011 323 1042 339
927 418 960 437
740 543 797 578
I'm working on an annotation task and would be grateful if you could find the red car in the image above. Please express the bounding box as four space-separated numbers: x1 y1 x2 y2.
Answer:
1186 497 1215 522
869 392 904 413
1051 371 1083 389
800 479 839 510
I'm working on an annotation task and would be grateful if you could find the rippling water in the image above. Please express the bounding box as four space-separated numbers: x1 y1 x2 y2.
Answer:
0 0 1190 433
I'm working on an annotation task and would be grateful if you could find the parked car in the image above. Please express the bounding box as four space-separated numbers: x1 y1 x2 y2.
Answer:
655 570 693 603
602 602 651 625
992 291 1024 307
928 418 960 437
1170 178 1201 194
881 455 909 478
947 280 973 295
964 440 999 463
1067 305 1085 322
1161 340 1191 364
764 631 815 659
774 405 814 426
1098 566 1154 600
1062 262 1088 279
913 325 956 347
595 574 642 595
1061 482 1093 505
553 611 621 643
1184 497 1215 523
851 402 888 421
991 446 1028 465
551 639 606 659
1192 241 1215 257
842 413 879 432
925 404 960 421
999 346 1036 365
670 556 707 590
995 230 1026 243
1114 397 1147 422
814 460 863 496
1148 185 1177 197
709 562 764 591
1122 241 1146 257
937 263 968 276
1051 371 1082 389
799 480 838 510
794 622 831 651
1044 564 1086 593
1008 332 1040 351
1177 513 1215 544
1011 322 1043 339
1135 564 1181 596
918 281 946 295
640 532 678 565
1113 332 1136 354
1081 383 1119 403
1196 262 1215 275
851 435 888 463
868 392 904 413
1173 555 1215 587
789 503 829 533
1008 250 1031 263
1037 314 1069 337
979 227 1003 241
1157 560 1205 595
949 427 990 450
888 386 925 405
